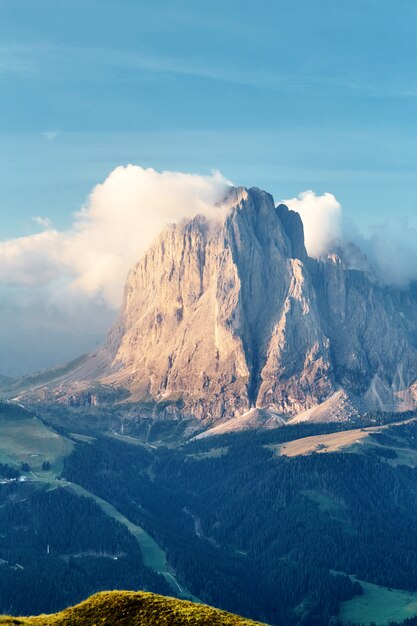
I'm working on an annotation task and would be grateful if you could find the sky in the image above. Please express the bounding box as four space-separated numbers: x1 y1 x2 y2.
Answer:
1 0 417 375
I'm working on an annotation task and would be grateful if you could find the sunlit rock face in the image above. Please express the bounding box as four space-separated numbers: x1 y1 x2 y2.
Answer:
16 186 417 424
102 187 417 420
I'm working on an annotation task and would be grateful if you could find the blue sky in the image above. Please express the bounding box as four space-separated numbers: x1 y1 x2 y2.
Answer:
1 0 417 375
1 0 417 237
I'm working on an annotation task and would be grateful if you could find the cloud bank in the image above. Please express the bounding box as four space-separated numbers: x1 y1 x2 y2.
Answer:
2 170 417 313
0 166 231 307
1 166 417 376
281 189 417 288
363 219 417 287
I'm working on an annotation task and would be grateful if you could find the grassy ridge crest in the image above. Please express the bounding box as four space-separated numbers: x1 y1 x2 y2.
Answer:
0 590 266 625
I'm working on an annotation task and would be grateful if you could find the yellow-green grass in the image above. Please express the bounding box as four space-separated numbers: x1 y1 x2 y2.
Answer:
0 590 266 625
0 409 73 476
338 578 417 625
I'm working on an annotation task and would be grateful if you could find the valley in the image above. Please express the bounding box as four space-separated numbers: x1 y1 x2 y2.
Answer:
2 400 417 624
0 403 189 601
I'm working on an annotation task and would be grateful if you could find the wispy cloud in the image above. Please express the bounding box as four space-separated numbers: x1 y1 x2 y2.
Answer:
0 46 36 78
2 43 417 98
33 216 54 229
282 190 417 287
0 43 280 88
43 130 60 141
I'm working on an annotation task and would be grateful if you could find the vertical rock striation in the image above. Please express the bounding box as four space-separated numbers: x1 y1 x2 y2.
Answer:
23 186 417 423
101 186 417 420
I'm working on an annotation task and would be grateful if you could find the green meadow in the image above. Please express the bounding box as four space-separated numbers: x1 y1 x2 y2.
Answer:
0 404 73 476
338 578 417 625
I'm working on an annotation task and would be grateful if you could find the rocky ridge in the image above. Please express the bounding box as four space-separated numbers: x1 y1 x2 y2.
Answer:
12 187 417 427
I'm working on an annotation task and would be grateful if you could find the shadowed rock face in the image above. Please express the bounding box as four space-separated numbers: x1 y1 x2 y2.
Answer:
101 186 417 420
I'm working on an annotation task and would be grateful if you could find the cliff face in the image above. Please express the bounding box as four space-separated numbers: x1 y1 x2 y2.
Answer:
15 186 417 423
101 187 417 420
312 257 417 410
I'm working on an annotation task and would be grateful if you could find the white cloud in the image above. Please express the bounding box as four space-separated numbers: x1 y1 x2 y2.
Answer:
0 230 63 287
0 165 231 307
2 170 416 325
282 189 417 288
2 170 417 376
43 130 60 141
281 190 342 258
33 216 54 229
363 218 417 287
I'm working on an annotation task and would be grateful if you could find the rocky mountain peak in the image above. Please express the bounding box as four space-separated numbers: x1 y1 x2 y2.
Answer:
17 186 417 427
100 187 335 419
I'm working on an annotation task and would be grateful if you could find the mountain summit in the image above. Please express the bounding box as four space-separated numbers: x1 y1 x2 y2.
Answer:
14 187 417 425
105 186 333 420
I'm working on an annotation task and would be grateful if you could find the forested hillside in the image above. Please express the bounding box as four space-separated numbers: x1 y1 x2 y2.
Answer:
0 485 170 615
2 406 417 625
60 417 417 625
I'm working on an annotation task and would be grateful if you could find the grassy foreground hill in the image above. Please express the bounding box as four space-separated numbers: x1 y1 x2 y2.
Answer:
0 591 266 626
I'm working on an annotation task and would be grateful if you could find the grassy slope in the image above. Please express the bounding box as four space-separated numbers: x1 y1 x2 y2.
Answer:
0 403 191 599
0 356 89 399
276 416 417 460
0 405 73 476
0 591 265 626
339 579 417 625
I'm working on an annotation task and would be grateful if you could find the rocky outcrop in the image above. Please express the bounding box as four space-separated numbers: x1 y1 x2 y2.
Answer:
15 186 417 423
99 188 335 419
97 186 417 420
311 255 417 411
